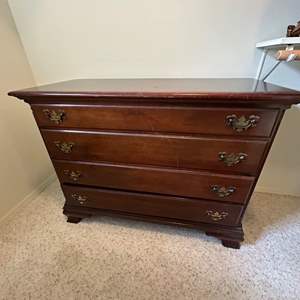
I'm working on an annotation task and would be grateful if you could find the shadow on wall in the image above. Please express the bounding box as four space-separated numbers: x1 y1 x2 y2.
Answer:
244 191 300 245
258 105 300 196
267 60 300 91
271 105 300 168
253 0 300 196
253 0 300 89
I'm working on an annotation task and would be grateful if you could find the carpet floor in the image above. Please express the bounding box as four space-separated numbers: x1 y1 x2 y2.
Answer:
0 180 300 300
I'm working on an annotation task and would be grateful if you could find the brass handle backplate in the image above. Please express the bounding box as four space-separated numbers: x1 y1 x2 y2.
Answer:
71 194 87 205
219 152 248 167
64 170 81 182
226 114 260 132
211 185 236 198
54 141 74 153
206 210 229 221
43 109 65 124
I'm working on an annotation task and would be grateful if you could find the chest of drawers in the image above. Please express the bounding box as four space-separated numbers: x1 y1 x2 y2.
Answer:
9 79 300 248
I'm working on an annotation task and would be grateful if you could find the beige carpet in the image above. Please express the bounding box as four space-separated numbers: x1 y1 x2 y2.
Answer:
1 181 300 300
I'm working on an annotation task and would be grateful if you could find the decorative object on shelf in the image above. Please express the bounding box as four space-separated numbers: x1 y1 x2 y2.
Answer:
63 170 82 182
71 194 87 205
276 50 300 62
218 152 248 167
211 185 236 198
54 141 75 153
226 114 260 132
206 210 229 221
43 109 65 124
287 21 300 37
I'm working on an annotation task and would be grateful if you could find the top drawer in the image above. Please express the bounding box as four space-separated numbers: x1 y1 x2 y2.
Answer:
32 104 278 137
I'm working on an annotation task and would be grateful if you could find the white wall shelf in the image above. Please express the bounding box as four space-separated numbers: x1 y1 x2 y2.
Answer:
256 37 300 49
255 37 300 81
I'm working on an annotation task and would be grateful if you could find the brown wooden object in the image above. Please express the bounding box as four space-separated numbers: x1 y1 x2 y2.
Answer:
8 78 300 249
276 50 300 61
287 21 300 37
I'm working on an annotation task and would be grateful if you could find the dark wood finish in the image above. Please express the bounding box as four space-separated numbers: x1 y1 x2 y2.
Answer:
8 79 300 106
205 231 242 249
54 160 254 204
8 79 300 249
67 216 83 224
287 21 300 37
62 185 243 226
221 240 241 249
42 129 267 175
32 104 278 137
63 204 245 248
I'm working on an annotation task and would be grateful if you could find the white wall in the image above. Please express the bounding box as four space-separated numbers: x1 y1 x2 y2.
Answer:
8 0 300 195
0 1 53 220
8 0 300 83
258 52 300 195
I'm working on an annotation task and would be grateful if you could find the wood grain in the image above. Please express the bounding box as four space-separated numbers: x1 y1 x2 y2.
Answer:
8 79 300 106
54 160 255 204
8 78 300 248
42 129 267 175
32 104 278 137
62 184 243 226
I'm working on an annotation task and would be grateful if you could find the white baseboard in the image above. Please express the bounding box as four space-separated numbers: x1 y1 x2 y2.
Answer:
255 185 300 197
0 173 56 225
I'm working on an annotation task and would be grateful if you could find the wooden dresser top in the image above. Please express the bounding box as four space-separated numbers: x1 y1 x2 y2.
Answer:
9 78 300 106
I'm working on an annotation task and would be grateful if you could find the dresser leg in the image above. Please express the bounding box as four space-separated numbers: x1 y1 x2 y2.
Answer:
67 216 83 224
63 205 92 224
205 225 244 249
221 240 241 249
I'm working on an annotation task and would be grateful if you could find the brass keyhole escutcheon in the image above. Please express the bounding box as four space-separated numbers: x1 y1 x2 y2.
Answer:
54 141 75 154
219 152 248 167
71 194 87 205
226 114 260 132
63 170 82 182
206 210 229 221
211 185 236 198
43 109 65 124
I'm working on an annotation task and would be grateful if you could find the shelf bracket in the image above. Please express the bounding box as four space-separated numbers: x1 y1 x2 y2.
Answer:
256 45 296 82
256 49 269 80
262 61 282 81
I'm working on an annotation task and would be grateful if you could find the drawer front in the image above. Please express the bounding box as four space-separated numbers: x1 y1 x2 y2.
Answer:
42 130 267 175
62 185 243 226
33 104 278 137
54 160 255 204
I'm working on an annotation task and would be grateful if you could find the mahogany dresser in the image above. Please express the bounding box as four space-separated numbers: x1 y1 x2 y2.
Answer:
9 79 300 248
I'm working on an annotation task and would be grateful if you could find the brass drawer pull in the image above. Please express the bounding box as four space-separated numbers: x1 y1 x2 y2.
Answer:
43 109 65 124
206 210 229 221
219 152 247 166
226 114 260 132
63 170 81 182
54 141 74 153
211 185 236 198
71 194 87 205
